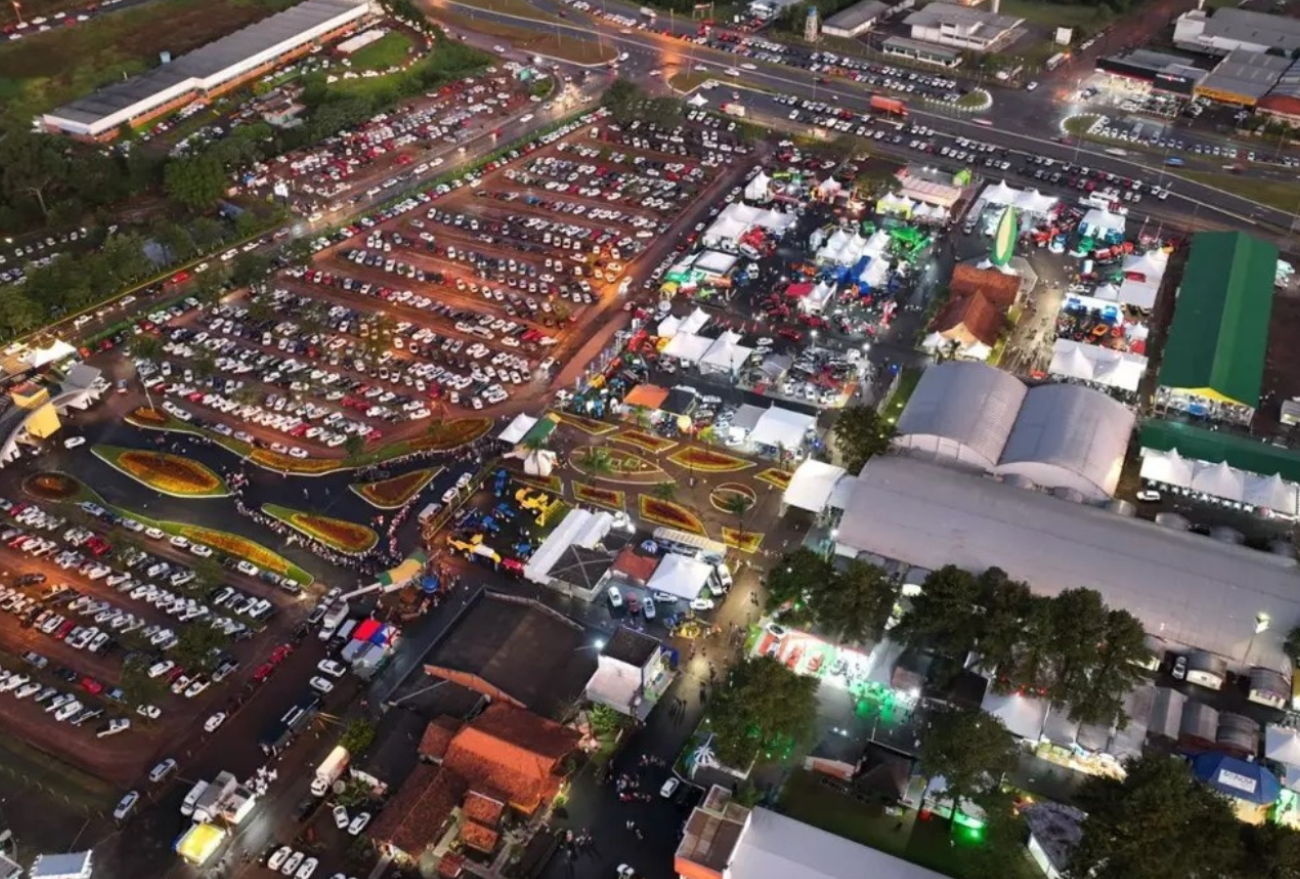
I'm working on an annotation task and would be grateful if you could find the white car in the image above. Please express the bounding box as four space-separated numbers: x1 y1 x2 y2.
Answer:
268 847 292 872
1136 490 1161 502
317 660 346 678
295 857 318 879
114 791 140 821
348 812 371 835
204 712 226 732
660 778 680 798
149 758 177 782
282 851 304 876
690 598 715 611
333 805 350 829
308 676 334 694
63 436 86 449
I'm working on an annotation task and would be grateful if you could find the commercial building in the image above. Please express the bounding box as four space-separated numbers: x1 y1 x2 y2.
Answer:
40 0 371 140
894 362 1134 500
821 0 889 37
834 455 1300 672
676 786 949 879
1096 49 1206 97
1258 58 1300 123
584 626 674 720
882 36 962 67
1155 231 1277 424
1194 49 1290 106
904 2 1023 53
1174 7 1300 57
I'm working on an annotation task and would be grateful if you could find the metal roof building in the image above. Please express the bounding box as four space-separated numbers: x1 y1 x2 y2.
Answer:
1196 49 1291 105
1260 58 1300 121
1156 231 1277 409
822 0 889 37
42 0 369 138
1175 7 1300 56
904 2 1023 52
835 456 1299 672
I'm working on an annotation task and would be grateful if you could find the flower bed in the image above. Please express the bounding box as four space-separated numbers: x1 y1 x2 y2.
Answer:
709 483 757 513
638 495 706 535
553 411 617 436
573 446 663 479
722 527 764 554
667 447 752 474
515 474 564 494
248 449 343 475
175 525 312 585
755 468 793 490
410 418 493 452
351 468 438 509
93 445 229 497
263 504 378 555
23 472 79 501
573 482 626 512
615 430 676 455
128 406 169 426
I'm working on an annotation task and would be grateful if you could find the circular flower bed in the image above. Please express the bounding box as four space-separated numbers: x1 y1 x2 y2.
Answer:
709 483 757 513
24 472 79 501
128 407 169 427
93 445 229 497
263 504 378 555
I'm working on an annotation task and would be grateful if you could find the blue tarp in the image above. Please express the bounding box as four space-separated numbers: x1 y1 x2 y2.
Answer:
1191 752 1281 805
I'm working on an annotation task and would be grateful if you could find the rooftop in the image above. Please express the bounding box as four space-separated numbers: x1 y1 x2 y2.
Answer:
602 626 661 667
905 2 1023 34
1140 419 1300 481
1200 49 1290 99
837 455 1300 670
731 808 949 879
369 764 466 855
548 545 616 592
1157 231 1277 408
419 715 465 762
1204 7 1300 52
357 707 427 788
442 702 581 813
824 0 889 31
423 592 594 720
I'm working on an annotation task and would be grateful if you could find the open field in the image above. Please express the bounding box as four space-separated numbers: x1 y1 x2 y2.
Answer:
437 10 616 64
346 29 416 71
0 0 299 119
1181 170 1300 213
996 0 1107 27
458 0 563 21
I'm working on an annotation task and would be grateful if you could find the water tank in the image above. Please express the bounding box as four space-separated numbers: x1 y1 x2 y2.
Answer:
1155 512 1191 531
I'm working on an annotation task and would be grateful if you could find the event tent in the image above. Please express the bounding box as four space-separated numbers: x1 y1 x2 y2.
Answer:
1140 449 1300 517
657 314 682 338
983 180 1018 206
782 459 847 513
1048 339 1147 393
750 406 816 451
1016 188 1058 215
1080 208 1126 238
679 308 711 335
1266 726 1300 767
745 170 772 202
981 689 1049 740
1192 752 1281 805
524 509 613 586
699 332 754 376
695 250 739 276
703 202 795 247
662 332 713 364
646 552 713 600
498 414 538 444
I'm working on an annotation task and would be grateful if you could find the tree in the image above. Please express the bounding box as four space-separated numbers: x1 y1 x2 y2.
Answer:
764 547 833 614
340 718 377 754
961 789 1035 879
172 624 229 672
915 704 1017 809
1069 753 1241 879
604 78 645 123
831 404 895 473
120 654 166 709
807 559 897 645
164 154 226 210
893 565 981 658
651 481 677 501
720 491 753 537
230 251 272 287
1066 608 1150 728
708 656 819 768
344 434 366 463
129 334 163 361
578 446 614 475
0 131 68 218
1237 823 1300 879
971 568 1031 681
1045 588 1108 707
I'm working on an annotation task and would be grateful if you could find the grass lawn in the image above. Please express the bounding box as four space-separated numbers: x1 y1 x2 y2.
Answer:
1180 170 1300 213
0 0 298 119
881 366 922 425
996 0 1104 27
953 89 991 110
347 30 415 71
459 0 562 21
437 10 615 64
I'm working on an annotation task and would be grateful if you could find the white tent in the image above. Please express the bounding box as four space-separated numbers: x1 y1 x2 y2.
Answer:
1140 448 1195 487
662 332 712 364
679 308 711 336
1244 473 1300 517
1117 277 1160 310
782 459 847 513
1266 726 1300 767
24 339 77 369
1048 339 1146 393
525 509 598 585
687 92 708 107
802 281 836 314
699 332 754 376
983 180 1018 207
499 413 539 444
1190 460 1246 500
816 177 843 199
695 250 738 276
646 552 713 600
657 314 682 339
750 406 815 450
1080 208 1126 238
981 689 1049 740
1015 188 1058 215
745 169 772 202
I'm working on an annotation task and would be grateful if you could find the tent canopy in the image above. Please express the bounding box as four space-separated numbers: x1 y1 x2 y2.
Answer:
1192 752 1281 805
498 414 538 444
700 332 755 375
1267 726 1300 767
646 552 713 600
750 406 816 450
783 459 847 513
662 332 713 364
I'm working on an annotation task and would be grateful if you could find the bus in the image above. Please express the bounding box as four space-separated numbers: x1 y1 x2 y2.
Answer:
1045 52 1068 71
652 527 728 562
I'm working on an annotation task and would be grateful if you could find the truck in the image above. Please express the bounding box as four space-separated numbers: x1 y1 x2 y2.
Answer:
311 746 349 797
721 102 746 118
1045 52 1067 70
180 780 209 817
639 5 656 17
318 602 349 641
869 95 907 117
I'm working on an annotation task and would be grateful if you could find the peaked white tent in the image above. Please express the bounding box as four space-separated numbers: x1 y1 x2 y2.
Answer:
782 459 846 513
1015 188 1058 215
745 169 772 202
699 332 754 376
1245 473 1300 517
657 314 683 339
1140 448 1195 487
1267 726 1300 767
983 180 1018 206
1080 208 1126 238
750 406 815 450
498 413 538 444
679 308 711 336
1191 460 1246 499
662 332 712 364
646 552 713 600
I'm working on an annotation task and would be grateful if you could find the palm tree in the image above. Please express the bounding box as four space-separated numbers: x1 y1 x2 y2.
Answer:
722 492 754 538
579 446 614 475
651 481 677 501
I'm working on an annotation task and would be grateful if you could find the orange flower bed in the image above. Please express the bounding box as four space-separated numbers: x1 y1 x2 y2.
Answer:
263 504 378 554
176 525 307 583
554 411 617 435
128 407 168 426
249 449 343 474
615 430 676 454
722 527 764 554
24 472 78 500
410 418 493 452
755 468 793 490
667 447 752 474
352 468 438 509
638 495 706 535
573 482 626 512
94 445 228 497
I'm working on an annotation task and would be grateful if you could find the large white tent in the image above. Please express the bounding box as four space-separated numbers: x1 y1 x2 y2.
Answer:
1016 188 1058 215
1140 449 1300 518
782 459 847 513
646 552 713 600
703 202 795 248
1080 208 1126 238
982 180 1018 207
499 413 539 444
1048 339 1147 393
745 170 772 203
1266 726 1300 767
524 509 613 585
750 406 816 450
679 308 711 336
699 332 754 376
981 689 1049 740
662 332 713 364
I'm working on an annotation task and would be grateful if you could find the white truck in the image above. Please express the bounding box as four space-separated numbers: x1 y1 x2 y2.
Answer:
317 602 349 641
311 745 349 797
180 779 209 817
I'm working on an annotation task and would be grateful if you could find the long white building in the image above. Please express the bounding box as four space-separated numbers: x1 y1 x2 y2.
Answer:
41 0 370 140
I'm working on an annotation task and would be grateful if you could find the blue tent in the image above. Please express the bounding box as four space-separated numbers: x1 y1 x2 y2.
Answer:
1191 752 1281 805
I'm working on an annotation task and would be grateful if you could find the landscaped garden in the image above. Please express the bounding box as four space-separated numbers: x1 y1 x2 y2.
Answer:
573 482 626 512
351 468 439 509
23 472 80 501
638 495 706 535
755 468 793 490
710 483 757 513
92 445 229 497
172 524 313 586
722 527 764 554
572 446 665 480
667 447 753 474
263 504 379 555
553 411 618 436
615 430 677 455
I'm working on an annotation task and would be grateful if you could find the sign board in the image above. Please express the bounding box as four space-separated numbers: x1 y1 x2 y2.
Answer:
1217 768 1259 795
1055 27 1072 45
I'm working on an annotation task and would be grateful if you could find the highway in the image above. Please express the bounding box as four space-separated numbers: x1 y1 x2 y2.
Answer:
428 0 1300 247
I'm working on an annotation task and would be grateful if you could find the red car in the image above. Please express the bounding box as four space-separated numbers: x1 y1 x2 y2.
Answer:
81 677 104 695
269 643 294 665
252 662 275 683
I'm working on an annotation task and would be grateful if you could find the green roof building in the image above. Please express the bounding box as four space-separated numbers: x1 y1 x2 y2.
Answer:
1141 419 1300 483
1156 231 1277 412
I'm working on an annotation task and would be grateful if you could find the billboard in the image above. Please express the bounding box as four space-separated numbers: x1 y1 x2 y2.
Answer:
1055 27 1073 45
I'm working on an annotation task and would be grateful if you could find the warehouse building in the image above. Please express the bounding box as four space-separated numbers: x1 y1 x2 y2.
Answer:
821 0 889 37
1194 49 1290 106
1095 49 1206 97
1174 7 1300 56
41 0 371 141
1154 231 1277 425
1258 58 1300 123
835 455 1299 673
904 2 1023 53
882 36 962 67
